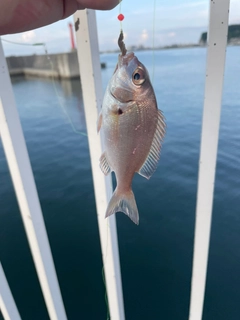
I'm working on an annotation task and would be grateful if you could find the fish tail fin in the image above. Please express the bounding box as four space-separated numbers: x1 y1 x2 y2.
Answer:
105 188 139 225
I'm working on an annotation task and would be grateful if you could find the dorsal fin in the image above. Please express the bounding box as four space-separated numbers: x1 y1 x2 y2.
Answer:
138 110 166 179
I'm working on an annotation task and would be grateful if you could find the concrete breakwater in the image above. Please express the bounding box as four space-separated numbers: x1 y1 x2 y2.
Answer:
6 51 106 79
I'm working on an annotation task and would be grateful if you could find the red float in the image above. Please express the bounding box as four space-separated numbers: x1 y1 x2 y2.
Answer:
117 14 124 21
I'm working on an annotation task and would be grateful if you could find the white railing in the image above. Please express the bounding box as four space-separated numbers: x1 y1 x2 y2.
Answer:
0 1 230 319
0 263 21 320
0 41 67 320
189 1 230 319
73 9 125 320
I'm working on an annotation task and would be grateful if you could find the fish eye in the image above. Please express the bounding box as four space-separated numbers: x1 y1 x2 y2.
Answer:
134 73 140 80
132 68 145 85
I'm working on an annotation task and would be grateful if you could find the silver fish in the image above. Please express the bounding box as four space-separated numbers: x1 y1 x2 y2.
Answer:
97 31 166 225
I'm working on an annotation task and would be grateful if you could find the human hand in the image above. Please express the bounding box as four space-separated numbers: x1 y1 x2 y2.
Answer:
0 0 119 35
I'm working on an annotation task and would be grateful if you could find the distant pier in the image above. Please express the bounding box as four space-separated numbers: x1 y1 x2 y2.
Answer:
6 51 106 79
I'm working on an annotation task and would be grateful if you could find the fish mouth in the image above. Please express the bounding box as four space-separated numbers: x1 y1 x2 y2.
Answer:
110 91 133 104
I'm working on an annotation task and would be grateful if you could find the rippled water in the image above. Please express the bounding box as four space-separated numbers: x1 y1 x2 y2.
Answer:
0 47 239 320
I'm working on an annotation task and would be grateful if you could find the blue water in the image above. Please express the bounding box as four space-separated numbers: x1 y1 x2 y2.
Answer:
0 46 239 319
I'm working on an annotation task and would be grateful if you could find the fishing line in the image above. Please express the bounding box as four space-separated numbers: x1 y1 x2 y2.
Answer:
43 45 87 137
102 266 110 320
152 0 157 83
118 1 124 32
1 37 87 137
1 37 45 46
102 219 110 320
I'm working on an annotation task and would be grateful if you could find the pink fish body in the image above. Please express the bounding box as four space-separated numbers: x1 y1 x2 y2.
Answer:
97 51 165 224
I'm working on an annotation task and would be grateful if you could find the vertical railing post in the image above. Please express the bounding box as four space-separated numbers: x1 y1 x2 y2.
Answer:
74 9 125 320
0 40 67 320
189 1 230 319
0 263 21 320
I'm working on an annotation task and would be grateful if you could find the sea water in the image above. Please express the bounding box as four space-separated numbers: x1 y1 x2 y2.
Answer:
0 47 239 319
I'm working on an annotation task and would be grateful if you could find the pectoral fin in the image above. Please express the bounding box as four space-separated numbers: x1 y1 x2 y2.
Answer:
100 152 111 175
97 111 103 133
138 109 166 179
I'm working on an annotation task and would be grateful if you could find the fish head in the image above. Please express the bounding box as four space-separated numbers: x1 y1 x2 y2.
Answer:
109 52 156 107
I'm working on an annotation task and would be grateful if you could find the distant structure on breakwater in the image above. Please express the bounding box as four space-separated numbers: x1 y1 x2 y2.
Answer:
6 51 106 79
199 24 240 45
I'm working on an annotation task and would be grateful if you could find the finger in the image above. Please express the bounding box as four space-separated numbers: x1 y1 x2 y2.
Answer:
62 0 85 19
76 0 119 10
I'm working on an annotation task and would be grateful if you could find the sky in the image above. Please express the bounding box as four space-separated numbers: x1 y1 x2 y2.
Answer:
1 0 240 56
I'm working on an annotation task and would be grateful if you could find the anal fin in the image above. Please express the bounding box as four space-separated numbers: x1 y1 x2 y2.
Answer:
100 152 111 175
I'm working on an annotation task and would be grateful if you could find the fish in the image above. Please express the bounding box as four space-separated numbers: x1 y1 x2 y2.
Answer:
97 31 166 225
